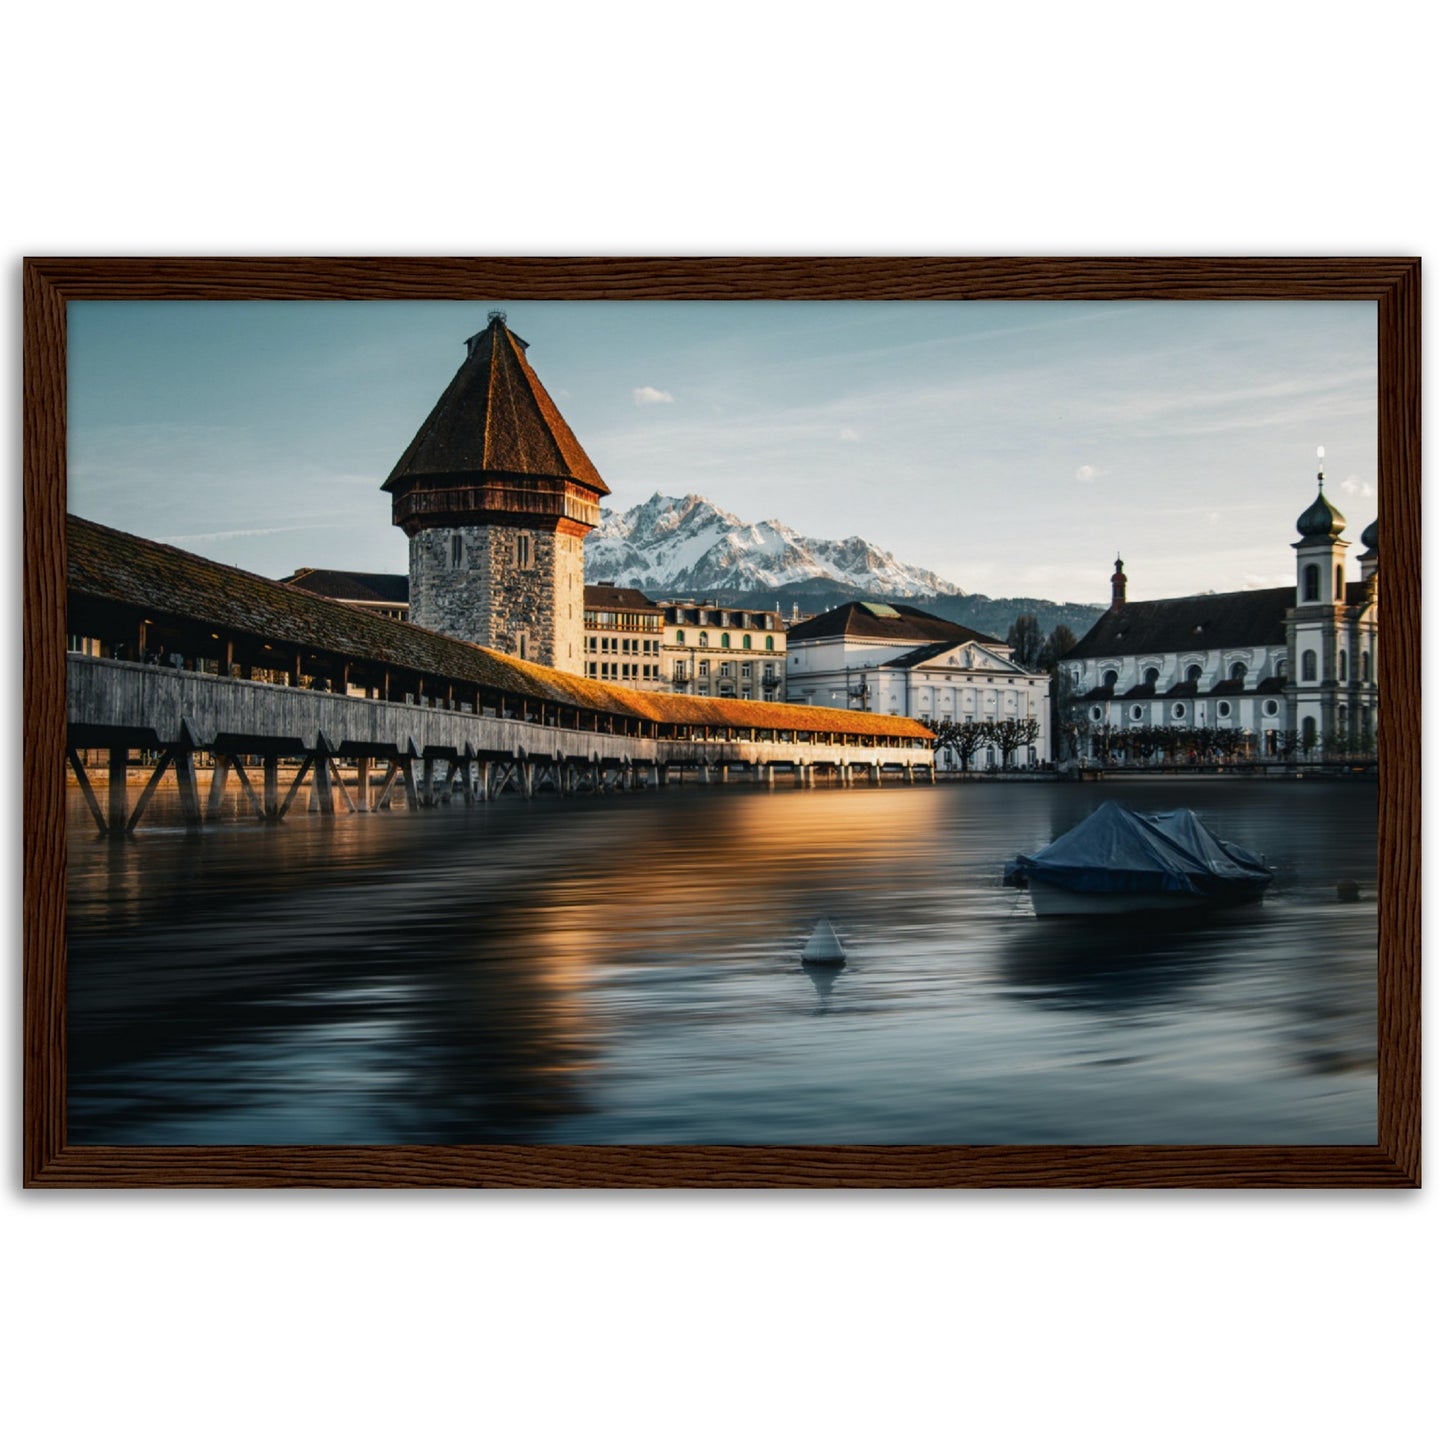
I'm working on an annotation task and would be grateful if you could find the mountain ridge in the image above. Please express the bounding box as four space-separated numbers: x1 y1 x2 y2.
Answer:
585 491 1103 640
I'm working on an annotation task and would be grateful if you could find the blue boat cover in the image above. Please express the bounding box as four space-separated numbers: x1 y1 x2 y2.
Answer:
1002 801 1273 899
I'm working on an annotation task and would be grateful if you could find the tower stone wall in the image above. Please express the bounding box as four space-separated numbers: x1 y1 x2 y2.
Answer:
409 522 586 671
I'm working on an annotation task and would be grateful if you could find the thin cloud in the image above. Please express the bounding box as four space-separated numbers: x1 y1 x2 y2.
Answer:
633 386 674 405
839 427 860 442
158 525 324 544
1075 464 1102 482
1340 474 1376 498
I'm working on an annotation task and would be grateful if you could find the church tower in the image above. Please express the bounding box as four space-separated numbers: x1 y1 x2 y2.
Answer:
382 313 609 674
1286 448 1350 752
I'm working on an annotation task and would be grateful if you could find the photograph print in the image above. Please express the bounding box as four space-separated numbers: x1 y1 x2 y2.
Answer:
44 280 1401 1174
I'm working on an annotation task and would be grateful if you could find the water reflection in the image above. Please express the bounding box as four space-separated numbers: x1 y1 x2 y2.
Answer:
67 780 1379 1145
802 962 846 1013
997 911 1245 1013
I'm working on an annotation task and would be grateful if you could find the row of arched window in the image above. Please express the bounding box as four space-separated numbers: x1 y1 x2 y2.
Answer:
678 630 775 650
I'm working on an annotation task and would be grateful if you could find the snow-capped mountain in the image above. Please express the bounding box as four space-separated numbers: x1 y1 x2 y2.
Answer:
585 492 964 599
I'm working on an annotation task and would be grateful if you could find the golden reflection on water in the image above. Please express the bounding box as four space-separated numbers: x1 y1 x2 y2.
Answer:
66 780 1379 1145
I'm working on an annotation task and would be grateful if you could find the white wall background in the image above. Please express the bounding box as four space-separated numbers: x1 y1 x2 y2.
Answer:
4 5 1438 1441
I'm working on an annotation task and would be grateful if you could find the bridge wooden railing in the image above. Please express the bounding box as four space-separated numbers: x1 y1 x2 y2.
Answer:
66 655 936 831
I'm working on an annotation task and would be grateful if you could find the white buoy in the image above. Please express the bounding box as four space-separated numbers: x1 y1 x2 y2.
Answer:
801 917 846 965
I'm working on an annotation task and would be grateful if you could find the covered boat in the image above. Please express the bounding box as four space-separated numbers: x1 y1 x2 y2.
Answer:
1003 802 1273 916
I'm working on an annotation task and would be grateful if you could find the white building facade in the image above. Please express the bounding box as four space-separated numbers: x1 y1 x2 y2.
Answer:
785 601 1052 766
1061 481 1378 761
660 602 786 701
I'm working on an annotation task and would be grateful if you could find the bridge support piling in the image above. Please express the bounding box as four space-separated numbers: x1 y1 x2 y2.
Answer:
374 760 400 810
206 756 232 819
123 749 174 832
355 756 372 812
66 747 107 831
277 756 313 818
312 750 335 814
264 756 280 818
228 757 265 820
107 748 129 833
174 748 202 825
326 756 357 813
402 759 420 809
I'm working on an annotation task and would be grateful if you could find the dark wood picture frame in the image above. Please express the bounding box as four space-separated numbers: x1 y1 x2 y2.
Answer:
23 257 1421 1188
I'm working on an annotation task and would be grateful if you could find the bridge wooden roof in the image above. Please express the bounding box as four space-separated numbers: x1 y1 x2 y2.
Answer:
67 515 932 743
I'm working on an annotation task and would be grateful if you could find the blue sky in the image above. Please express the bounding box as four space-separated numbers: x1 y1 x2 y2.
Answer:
67 299 1377 606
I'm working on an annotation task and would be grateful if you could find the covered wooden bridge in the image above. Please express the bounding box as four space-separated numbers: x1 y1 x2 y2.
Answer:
66 517 937 832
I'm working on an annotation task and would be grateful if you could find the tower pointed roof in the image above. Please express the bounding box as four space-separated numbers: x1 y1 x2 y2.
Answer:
1295 483 1345 542
383 313 609 497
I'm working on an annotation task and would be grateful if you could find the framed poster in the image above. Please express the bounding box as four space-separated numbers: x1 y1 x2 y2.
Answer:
23 257 1420 1186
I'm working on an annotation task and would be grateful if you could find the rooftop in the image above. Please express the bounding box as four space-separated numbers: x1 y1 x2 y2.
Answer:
1064 588 1295 660
787 600 1002 646
280 569 409 605
69 516 931 743
383 313 609 498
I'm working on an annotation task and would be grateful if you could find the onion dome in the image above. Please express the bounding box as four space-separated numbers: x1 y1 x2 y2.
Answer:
1296 485 1346 542
1360 517 1378 553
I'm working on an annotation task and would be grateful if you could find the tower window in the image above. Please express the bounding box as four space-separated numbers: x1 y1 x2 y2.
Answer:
1339 650 1348 681
1230 661 1247 682
1335 565 1344 600
1142 667 1159 687
516 535 532 569
1186 664 1203 683
450 534 463 568
1301 649 1317 682
1362 651 1371 682
1304 564 1320 602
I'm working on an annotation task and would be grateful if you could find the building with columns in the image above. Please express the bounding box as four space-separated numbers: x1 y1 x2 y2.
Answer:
1061 464 1378 759
785 600 1051 765
382 312 608 675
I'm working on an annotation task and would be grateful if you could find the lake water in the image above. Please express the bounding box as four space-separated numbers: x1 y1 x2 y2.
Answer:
66 778 1378 1145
